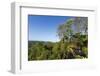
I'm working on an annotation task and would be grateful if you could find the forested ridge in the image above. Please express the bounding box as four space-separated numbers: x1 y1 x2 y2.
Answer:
28 17 88 60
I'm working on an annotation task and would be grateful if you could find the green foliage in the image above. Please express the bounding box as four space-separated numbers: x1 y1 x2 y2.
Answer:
82 47 88 58
75 55 84 59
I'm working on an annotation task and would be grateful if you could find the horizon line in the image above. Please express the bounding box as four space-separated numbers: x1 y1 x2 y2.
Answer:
28 40 60 42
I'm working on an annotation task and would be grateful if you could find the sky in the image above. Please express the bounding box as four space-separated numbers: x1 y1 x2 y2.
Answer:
28 15 73 42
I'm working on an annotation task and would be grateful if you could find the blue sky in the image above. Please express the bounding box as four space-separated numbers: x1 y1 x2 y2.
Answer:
28 15 73 42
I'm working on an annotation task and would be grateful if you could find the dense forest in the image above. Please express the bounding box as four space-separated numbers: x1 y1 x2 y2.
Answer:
28 17 88 61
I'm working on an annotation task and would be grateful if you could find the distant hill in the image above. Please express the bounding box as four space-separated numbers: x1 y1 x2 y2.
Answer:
28 40 56 48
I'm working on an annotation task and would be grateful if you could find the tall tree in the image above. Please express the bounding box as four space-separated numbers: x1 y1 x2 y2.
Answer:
73 17 88 35
57 19 74 43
